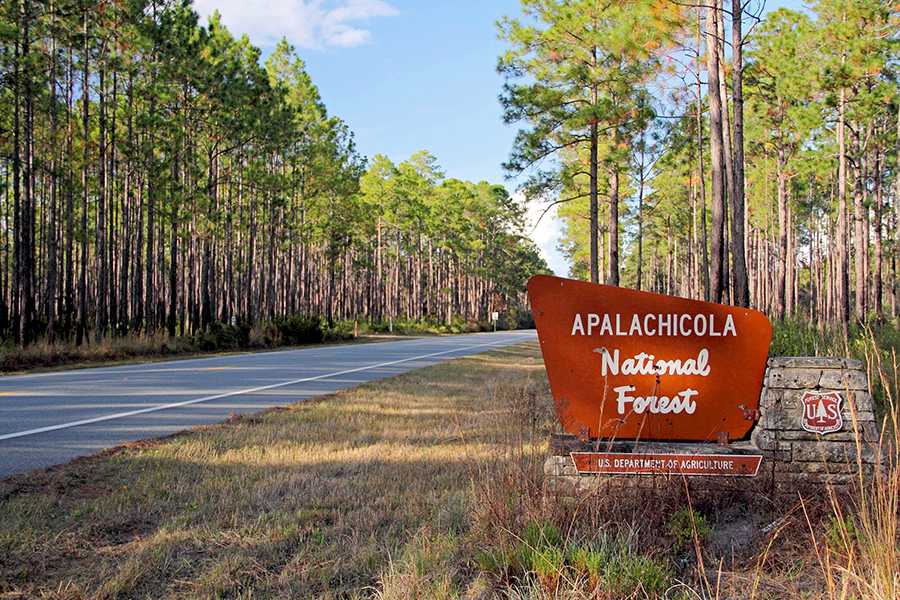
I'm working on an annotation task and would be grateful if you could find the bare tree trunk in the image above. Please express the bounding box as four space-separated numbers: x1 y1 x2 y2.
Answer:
776 145 788 321
11 4 21 344
853 131 866 322
46 0 58 341
874 145 883 318
589 69 599 284
168 159 178 339
705 0 726 303
109 69 118 334
145 164 155 332
635 136 646 291
730 0 749 306
690 158 699 297
77 6 89 345
894 102 900 320
716 7 735 296
786 200 794 319
21 0 36 345
608 164 619 286
65 48 75 337
96 53 107 342
695 5 709 300
837 86 851 331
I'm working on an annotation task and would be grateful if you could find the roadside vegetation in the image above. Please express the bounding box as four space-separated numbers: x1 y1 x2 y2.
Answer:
1 337 896 599
0 314 518 373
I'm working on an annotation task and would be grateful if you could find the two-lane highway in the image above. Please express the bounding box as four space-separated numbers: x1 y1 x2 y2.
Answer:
0 330 535 478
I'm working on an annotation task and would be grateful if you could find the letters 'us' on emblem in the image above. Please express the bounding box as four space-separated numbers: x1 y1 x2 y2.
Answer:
801 391 843 435
526 275 772 442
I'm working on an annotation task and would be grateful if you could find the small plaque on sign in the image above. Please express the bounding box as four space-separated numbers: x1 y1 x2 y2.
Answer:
571 452 762 477
801 391 843 435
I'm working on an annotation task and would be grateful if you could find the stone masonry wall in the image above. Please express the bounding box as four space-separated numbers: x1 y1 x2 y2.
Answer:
751 356 880 488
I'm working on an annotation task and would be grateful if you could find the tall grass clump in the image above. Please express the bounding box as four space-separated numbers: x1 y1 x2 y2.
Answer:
806 334 899 600
472 523 673 599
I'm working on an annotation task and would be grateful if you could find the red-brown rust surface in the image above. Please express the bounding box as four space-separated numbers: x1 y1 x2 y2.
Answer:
528 275 772 442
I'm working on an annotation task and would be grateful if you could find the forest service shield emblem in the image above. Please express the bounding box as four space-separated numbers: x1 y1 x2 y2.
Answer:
801 391 843 435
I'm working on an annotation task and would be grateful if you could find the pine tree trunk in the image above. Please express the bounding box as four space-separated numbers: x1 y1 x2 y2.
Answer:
96 55 108 341
695 5 710 301
635 138 645 291
705 0 726 303
776 146 788 321
730 0 749 306
716 8 735 301
21 0 36 345
853 130 866 322
46 0 58 341
874 146 883 318
894 102 900 319
608 163 620 286
589 83 599 284
837 87 851 331
77 7 89 345
65 48 75 337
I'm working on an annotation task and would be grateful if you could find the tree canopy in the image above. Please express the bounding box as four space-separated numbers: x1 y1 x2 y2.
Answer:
501 0 898 327
0 0 548 346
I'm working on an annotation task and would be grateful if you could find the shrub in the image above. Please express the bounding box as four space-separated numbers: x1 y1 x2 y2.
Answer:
824 513 859 553
521 521 562 550
273 315 324 345
323 319 357 342
511 522 565 590
568 546 608 586
474 548 510 577
191 321 251 351
668 507 711 549
603 552 673 597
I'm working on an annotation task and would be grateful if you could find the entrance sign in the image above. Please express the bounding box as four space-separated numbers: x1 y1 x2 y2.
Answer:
527 275 772 442
801 391 843 434
571 452 762 477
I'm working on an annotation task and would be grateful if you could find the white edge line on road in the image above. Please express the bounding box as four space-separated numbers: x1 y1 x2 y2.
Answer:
0 334 532 442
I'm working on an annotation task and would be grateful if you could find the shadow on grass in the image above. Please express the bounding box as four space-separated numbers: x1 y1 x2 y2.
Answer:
0 343 545 598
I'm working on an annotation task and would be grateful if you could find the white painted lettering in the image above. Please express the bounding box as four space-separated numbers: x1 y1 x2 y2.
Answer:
571 314 585 336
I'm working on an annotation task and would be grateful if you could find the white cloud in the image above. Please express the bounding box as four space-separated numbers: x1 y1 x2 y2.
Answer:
522 193 571 277
192 0 398 49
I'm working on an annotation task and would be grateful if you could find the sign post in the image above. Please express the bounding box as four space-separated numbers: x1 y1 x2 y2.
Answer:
527 275 772 478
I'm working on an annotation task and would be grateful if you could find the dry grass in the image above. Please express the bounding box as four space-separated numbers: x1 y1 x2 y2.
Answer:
0 343 547 598
0 339 896 599
804 338 899 600
0 333 190 372
0 327 389 374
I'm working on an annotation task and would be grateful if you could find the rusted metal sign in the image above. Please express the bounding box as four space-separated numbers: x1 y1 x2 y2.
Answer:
571 452 762 477
801 391 843 434
527 275 772 442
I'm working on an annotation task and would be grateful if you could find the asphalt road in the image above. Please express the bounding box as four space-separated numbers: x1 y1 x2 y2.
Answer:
0 330 536 479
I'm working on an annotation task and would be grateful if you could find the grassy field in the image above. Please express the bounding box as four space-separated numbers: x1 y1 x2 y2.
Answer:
0 341 896 599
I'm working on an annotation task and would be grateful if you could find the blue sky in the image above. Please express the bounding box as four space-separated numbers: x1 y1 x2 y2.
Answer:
301 1 523 187
194 0 805 276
